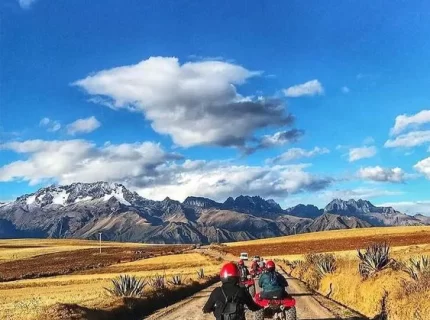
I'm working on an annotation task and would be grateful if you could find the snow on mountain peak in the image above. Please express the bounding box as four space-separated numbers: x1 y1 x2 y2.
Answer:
17 181 137 207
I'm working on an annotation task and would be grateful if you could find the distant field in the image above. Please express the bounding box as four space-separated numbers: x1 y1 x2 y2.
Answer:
0 239 219 320
224 226 430 257
0 238 146 261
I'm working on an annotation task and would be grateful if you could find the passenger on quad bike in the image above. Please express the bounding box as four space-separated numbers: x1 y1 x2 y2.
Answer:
251 259 259 274
258 260 288 299
203 262 262 319
238 259 249 281
258 258 266 271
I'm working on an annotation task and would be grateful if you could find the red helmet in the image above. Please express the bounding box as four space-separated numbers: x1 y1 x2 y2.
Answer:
238 259 244 266
266 260 275 271
220 262 240 283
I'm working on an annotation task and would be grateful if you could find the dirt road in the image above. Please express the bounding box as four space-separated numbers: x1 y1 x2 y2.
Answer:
146 264 365 320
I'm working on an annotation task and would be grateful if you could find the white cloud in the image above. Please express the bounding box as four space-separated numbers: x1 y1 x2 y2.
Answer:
377 201 430 216
18 0 37 9
270 147 330 163
66 116 101 135
283 79 324 98
74 57 297 148
137 163 333 202
348 146 377 162
390 110 430 136
414 157 430 179
0 139 332 201
357 166 406 183
39 118 61 132
341 86 350 94
384 130 430 148
0 139 178 186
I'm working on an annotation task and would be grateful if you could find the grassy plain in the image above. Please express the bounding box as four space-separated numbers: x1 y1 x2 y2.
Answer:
225 227 430 320
0 240 217 320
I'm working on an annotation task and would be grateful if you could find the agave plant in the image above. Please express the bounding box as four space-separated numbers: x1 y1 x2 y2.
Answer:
104 274 146 297
290 260 305 268
149 274 166 290
305 253 323 265
197 268 205 279
357 242 390 279
168 274 183 286
315 254 337 275
404 256 430 281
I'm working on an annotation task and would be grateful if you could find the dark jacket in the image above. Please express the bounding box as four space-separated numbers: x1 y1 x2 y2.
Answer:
202 280 261 319
238 265 249 280
258 271 288 293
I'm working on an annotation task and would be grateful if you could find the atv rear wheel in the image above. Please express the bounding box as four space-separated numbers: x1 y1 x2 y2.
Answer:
284 306 297 320
254 309 264 320
248 284 256 297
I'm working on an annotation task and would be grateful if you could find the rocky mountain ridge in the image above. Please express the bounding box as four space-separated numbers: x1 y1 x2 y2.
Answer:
0 182 426 243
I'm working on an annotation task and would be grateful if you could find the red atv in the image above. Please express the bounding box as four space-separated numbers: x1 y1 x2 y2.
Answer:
239 276 256 297
253 292 296 320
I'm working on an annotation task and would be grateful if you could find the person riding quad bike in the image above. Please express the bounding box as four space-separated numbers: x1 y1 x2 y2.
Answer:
258 259 266 271
258 260 288 299
203 262 262 319
251 259 259 274
238 259 250 281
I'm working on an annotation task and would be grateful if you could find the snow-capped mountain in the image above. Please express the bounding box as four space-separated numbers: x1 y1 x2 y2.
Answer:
0 182 427 243
18 182 144 207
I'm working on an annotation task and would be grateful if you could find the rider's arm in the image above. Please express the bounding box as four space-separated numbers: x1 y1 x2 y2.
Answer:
202 289 218 313
258 274 264 287
242 289 262 311
278 273 288 287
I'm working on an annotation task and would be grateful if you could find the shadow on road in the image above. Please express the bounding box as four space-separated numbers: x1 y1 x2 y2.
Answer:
289 292 314 297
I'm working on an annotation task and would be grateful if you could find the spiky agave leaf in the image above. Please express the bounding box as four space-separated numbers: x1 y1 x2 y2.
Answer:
197 268 205 279
357 242 390 279
104 274 147 297
404 255 430 281
168 274 183 286
149 274 166 290
315 254 337 275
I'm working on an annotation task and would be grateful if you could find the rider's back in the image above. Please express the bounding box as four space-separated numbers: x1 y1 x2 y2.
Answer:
259 271 287 293
203 282 260 320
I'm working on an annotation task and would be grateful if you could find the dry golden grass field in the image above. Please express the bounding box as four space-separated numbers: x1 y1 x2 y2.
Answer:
0 239 219 320
1 227 430 320
223 226 430 320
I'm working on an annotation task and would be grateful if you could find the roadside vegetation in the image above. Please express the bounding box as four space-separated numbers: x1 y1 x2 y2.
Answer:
278 243 430 319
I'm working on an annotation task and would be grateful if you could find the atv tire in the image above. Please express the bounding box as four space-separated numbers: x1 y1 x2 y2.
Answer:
254 309 264 320
284 306 297 320
248 285 256 297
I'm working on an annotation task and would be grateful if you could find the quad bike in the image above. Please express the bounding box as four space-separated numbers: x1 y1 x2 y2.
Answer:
239 276 256 297
253 292 296 320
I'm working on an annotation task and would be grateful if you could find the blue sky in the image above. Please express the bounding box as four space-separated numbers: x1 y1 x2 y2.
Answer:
1 0 430 214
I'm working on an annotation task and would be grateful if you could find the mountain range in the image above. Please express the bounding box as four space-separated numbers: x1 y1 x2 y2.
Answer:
0 182 427 243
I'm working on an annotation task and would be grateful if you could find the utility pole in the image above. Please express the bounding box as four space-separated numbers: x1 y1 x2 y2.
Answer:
99 232 102 254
